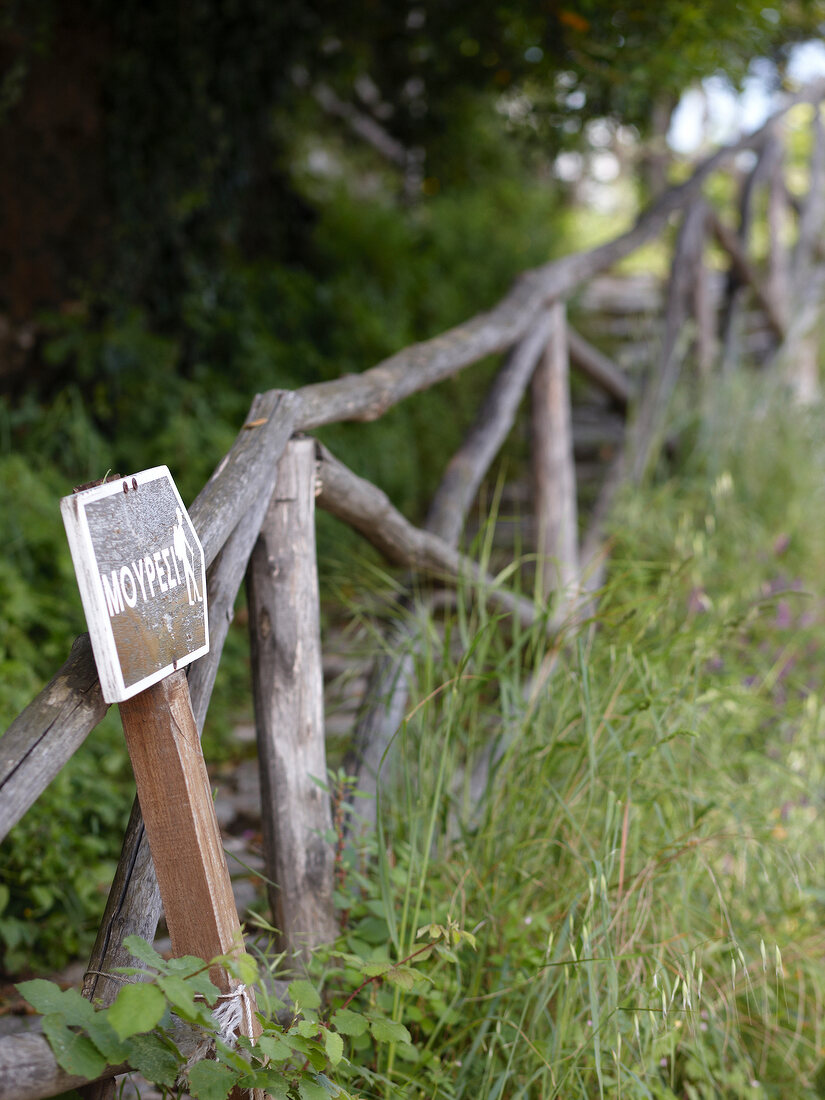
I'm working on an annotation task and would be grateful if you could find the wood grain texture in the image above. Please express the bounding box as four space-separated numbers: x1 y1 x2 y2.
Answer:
118 671 244 975
531 302 579 600
0 634 108 842
190 390 297 570
247 439 338 955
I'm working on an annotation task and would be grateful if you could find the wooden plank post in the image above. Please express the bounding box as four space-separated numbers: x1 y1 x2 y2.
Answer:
247 437 338 957
61 471 260 1090
531 300 579 604
118 672 251 985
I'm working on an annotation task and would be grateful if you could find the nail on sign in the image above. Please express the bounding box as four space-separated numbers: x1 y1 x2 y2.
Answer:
61 466 209 703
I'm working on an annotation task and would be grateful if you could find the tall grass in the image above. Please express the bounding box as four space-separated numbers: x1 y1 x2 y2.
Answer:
338 375 825 1098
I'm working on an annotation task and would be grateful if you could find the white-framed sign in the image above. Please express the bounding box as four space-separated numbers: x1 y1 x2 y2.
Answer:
61 466 209 703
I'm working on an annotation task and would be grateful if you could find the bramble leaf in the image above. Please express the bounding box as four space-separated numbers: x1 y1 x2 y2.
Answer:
288 979 321 1011
256 1032 293 1062
188 1058 240 1100
330 1009 367 1037
123 936 167 971
298 1077 331 1100
369 1016 411 1044
124 1033 181 1088
41 1014 106 1080
384 965 417 991
108 982 166 1039
17 980 95 1026
324 1029 344 1066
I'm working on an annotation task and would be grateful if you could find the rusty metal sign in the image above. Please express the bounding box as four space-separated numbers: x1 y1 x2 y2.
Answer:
61 467 209 703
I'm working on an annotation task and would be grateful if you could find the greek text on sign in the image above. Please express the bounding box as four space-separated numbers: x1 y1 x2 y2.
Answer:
61 467 209 703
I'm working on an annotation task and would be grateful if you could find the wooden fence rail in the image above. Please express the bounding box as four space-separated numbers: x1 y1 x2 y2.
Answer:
2 80 825 1100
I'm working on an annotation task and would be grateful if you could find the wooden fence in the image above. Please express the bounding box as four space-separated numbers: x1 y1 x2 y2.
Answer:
2 78 825 1100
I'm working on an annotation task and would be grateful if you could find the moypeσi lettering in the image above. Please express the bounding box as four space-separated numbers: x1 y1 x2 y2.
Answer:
100 541 199 618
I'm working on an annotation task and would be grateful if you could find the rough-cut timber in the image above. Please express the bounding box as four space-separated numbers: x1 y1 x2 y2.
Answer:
82 797 160 1004
118 672 249 981
426 313 553 546
0 635 108 842
247 439 337 955
531 302 579 599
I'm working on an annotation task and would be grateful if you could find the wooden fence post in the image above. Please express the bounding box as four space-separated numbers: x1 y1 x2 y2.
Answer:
787 105 825 404
118 673 251 983
531 300 579 602
247 437 337 957
766 125 791 329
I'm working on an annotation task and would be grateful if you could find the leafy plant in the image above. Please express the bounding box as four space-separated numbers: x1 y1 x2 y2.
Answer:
18 924 475 1100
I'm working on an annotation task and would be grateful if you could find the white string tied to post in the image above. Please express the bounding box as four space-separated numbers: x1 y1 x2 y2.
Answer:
177 979 257 1081
211 981 256 1046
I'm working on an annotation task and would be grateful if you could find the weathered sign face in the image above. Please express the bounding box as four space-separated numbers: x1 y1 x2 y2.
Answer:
61 467 209 703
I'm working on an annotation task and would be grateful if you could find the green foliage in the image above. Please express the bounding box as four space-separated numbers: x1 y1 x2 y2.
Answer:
19 924 475 1099
305 375 825 1097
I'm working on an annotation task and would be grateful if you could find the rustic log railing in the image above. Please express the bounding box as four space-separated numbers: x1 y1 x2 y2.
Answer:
2 81 825 1100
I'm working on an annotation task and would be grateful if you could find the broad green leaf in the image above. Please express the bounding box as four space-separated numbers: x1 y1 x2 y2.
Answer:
360 961 391 979
157 975 197 1016
218 951 258 986
288 979 321 1011
215 1037 252 1073
0 884 9 915
369 1016 411 1044
256 1032 293 1062
238 1067 291 1097
123 936 167 971
330 1009 367 1037
394 1041 420 1063
165 955 209 975
41 1015 106 1080
296 1019 321 1038
108 982 166 1039
84 1014 130 1064
306 1043 328 1072
384 965 416 991
323 1029 344 1066
186 972 221 1003
298 1077 331 1100
188 1058 240 1100
17 980 94 1025
124 1034 181 1088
